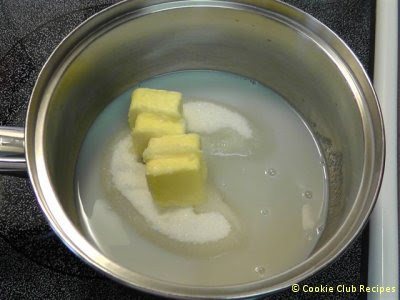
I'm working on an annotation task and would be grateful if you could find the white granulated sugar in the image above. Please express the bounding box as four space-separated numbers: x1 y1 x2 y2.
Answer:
110 135 231 243
183 101 253 138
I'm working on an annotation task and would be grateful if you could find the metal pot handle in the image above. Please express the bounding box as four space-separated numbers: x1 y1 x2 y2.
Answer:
0 126 27 177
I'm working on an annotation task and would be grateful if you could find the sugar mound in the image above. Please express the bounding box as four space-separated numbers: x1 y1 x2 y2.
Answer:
110 135 231 243
200 128 255 157
183 101 253 138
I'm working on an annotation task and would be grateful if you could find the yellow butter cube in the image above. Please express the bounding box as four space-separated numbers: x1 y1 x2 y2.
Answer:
143 133 207 179
146 154 205 207
129 88 183 129
143 133 201 162
132 112 185 156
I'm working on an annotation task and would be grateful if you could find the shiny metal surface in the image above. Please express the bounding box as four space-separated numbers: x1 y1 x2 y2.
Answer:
0 127 26 176
0 0 384 298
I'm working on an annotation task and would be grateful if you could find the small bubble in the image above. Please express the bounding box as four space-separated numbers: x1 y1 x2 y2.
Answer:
265 168 277 177
260 209 270 216
302 191 313 199
250 79 257 85
320 159 326 166
254 266 266 276
316 225 324 235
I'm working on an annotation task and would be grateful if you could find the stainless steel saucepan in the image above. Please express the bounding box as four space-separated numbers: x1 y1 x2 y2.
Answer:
0 0 384 298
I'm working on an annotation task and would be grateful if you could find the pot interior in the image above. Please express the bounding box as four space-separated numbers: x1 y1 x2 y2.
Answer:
32 0 382 294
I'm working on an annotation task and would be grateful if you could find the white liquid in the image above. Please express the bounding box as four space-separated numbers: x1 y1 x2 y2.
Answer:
75 70 328 286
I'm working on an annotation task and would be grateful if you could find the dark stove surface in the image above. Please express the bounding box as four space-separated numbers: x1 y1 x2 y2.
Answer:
0 1 374 299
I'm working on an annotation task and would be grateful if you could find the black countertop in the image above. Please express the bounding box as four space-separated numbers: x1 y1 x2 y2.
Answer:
0 1 375 299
